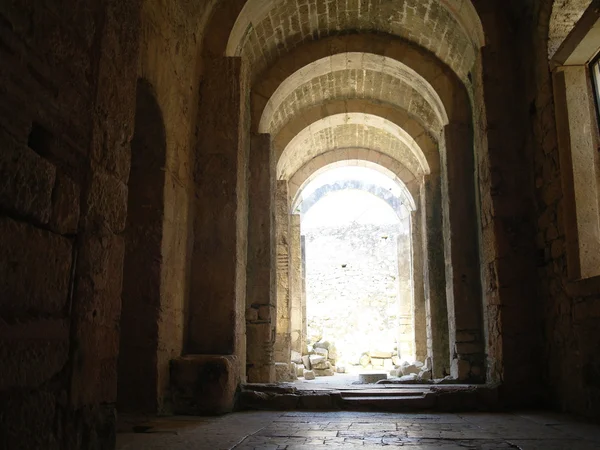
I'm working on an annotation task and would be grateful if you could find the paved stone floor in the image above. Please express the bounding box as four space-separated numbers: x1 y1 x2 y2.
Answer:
116 411 600 449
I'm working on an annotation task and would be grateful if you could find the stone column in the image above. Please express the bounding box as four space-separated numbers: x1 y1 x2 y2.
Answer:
175 56 248 413
245 133 276 382
442 124 485 380
290 214 304 356
396 210 415 361
301 235 307 353
411 206 428 363
274 180 291 365
421 174 450 378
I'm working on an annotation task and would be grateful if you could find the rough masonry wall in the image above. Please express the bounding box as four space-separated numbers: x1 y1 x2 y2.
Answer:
471 0 543 403
0 0 141 448
126 0 213 413
529 0 600 419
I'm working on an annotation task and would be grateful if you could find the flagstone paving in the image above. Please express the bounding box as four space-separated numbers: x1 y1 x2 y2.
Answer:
116 411 600 449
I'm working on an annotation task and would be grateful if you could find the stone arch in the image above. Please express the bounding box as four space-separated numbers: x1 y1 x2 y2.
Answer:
259 52 448 137
273 100 440 174
288 152 419 209
118 78 167 413
251 35 472 131
277 113 431 181
226 0 484 81
296 180 414 220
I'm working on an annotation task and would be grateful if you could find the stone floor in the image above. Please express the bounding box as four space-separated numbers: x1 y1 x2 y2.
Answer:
116 410 600 449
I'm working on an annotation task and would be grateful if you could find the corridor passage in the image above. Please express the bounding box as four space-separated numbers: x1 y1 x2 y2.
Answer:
116 411 600 449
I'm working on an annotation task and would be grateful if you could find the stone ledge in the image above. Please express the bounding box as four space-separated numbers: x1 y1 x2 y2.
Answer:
170 355 239 415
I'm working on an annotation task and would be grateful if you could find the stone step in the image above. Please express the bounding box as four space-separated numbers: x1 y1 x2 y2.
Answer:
340 389 427 398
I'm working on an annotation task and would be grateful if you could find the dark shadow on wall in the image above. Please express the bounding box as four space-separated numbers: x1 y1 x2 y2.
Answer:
117 78 167 413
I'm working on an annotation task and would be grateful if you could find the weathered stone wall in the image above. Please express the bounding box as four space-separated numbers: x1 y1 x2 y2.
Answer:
0 0 140 447
305 223 410 362
471 0 544 403
528 0 600 419
120 0 215 414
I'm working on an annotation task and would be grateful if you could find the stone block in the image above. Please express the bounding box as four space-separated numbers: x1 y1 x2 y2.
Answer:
314 347 328 358
313 340 331 350
0 217 72 316
451 358 471 380
296 364 305 377
0 135 55 223
170 355 239 415
359 354 370 367
370 350 393 358
0 319 70 390
371 357 384 367
455 342 483 355
309 355 328 369
246 323 273 364
304 370 316 380
401 362 421 375
314 368 335 377
258 305 273 321
336 365 346 373
49 173 80 234
84 169 127 233
245 307 259 321
291 350 302 364
298 393 334 410
302 355 312 369
275 362 292 381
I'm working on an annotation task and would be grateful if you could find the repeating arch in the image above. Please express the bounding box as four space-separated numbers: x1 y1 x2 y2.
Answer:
277 113 431 180
259 52 448 136
226 0 484 81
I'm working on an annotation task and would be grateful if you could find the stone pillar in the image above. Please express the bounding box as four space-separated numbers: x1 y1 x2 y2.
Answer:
301 235 307 353
180 57 248 411
411 206 428 363
421 174 450 378
442 124 485 381
245 133 276 382
274 180 291 364
396 210 415 361
290 214 304 356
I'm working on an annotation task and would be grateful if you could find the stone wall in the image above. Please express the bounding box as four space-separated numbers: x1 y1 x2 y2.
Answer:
0 0 141 447
305 223 411 363
528 0 600 419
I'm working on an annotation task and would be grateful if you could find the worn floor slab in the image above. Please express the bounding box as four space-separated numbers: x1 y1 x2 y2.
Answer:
116 411 600 449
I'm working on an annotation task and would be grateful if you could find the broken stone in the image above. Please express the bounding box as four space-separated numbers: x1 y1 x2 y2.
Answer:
309 355 328 369
302 355 312 370
359 354 370 367
313 340 331 350
389 368 402 377
419 369 432 381
336 365 346 373
296 364 305 377
399 373 419 383
314 347 328 358
303 370 315 380
401 363 421 375
314 368 335 377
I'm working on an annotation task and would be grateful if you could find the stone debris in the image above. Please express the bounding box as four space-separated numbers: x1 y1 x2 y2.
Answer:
303 370 315 380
